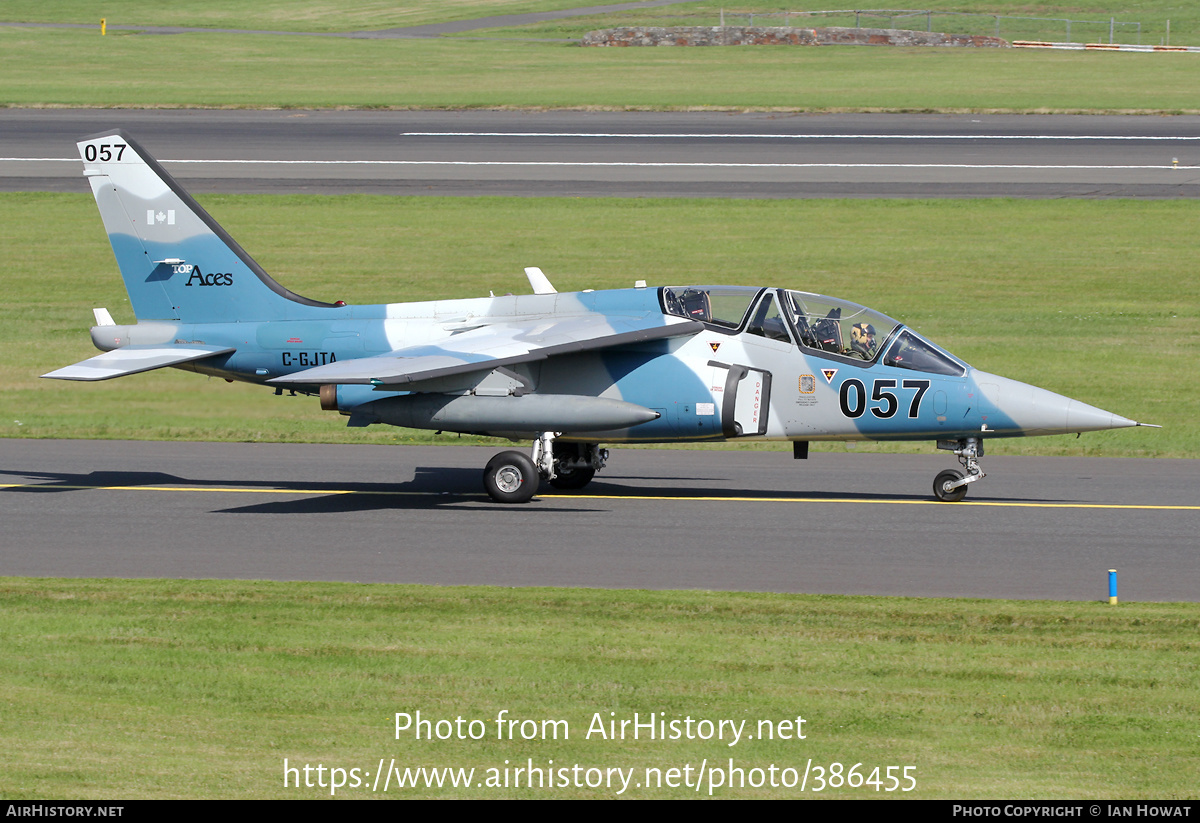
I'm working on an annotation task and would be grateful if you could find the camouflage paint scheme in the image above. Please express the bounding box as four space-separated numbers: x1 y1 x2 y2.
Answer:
45 132 1148 502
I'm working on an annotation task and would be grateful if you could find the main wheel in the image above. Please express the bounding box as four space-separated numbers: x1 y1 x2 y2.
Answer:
549 465 596 490
933 469 967 502
483 451 538 504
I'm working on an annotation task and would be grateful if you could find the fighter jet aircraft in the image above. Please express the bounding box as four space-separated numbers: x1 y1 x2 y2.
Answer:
44 131 1154 503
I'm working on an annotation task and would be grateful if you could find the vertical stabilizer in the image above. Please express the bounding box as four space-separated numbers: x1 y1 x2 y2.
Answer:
78 131 336 323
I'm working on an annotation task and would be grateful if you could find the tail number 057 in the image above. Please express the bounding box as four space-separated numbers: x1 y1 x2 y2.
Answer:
83 143 128 162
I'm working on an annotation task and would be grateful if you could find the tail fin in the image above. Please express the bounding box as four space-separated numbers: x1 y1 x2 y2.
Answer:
78 130 337 323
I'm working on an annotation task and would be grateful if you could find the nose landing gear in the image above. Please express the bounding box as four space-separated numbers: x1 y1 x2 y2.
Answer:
934 437 986 502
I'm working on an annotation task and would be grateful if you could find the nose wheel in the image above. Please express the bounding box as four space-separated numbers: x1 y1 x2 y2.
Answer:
933 437 986 502
933 469 968 502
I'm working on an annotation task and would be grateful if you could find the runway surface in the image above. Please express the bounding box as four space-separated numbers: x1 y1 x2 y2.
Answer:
4 109 1200 198
2 440 1195 601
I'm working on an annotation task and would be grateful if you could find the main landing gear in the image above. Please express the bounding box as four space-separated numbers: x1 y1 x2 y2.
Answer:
482 433 608 504
933 437 986 502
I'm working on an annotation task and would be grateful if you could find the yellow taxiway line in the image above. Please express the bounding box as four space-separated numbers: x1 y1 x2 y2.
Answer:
3 482 1198 510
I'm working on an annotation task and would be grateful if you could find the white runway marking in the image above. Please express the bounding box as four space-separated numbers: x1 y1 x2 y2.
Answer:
401 131 1200 141
0 158 1184 171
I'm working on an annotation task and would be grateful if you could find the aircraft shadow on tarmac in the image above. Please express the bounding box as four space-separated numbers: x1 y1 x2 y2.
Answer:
1 469 187 492
572 478 1064 505
0 466 589 513
1 466 1069 511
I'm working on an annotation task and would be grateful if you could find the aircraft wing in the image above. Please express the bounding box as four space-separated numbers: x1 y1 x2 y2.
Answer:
42 345 236 381
270 313 701 387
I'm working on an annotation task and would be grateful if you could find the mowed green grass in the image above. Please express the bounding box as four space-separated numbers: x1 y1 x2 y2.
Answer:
2 193 1193 457
0 0 595 32
1 578 1196 799
2 25 1200 113
5 0 1199 42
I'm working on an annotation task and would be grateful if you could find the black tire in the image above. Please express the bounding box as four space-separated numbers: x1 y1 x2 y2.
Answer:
933 469 968 502
483 451 538 504
549 466 596 490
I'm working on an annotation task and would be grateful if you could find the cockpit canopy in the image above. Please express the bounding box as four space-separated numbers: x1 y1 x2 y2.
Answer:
661 285 762 330
661 286 965 377
783 290 898 359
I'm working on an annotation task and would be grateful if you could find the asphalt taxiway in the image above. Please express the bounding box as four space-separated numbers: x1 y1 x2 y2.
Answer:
4 109 1200 198
2 440 1195 601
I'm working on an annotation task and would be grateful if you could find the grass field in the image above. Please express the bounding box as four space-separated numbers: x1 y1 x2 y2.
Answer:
3 4 1200 113
0 0 600 32
1 578 1196 799
3 0 1198 42
3 193 1193 457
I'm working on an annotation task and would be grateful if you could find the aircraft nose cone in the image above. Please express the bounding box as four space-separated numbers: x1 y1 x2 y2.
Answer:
1065 400 1137 433
974 371 1138 436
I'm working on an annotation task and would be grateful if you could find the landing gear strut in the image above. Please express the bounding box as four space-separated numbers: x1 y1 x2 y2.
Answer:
933 437 986 502
482 435 608 503
549 442 607 490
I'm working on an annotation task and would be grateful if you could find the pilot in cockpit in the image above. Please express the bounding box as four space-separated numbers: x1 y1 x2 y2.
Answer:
849 322 878 359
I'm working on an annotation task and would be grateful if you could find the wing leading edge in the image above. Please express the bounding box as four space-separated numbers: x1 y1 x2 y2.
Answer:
269 313 701 388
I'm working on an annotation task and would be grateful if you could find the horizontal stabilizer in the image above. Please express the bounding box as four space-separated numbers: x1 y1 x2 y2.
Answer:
42 345 235 381
270 314 701 387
